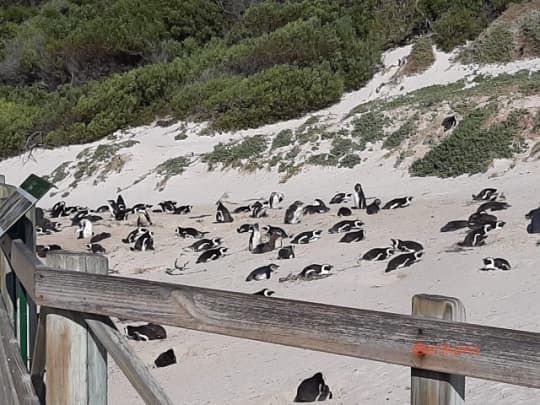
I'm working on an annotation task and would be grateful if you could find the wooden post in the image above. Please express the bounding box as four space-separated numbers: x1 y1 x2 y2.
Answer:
45 252 108 405
411 294 466 405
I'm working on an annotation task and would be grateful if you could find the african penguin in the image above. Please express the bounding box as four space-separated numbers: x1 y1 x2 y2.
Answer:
252 232 282 254
382 196 413 209
294 372 333 402
339 230 366 243
250 201 268 218
290 230 322 244
472 188 498 201
277 245 295 260
173 205 192 215
385 251 423 273
458 225 489 247
284 201 304 224
337 207 352 217
245 264 279 281
154 349 176 368
440 220 469 232
135 208 152 227
329 192 352 204
130 232 154 252
481 257 511 271
126 323 166 341
90 232 112 244
86 243 106 254
366 198 381 215
188 238 222 252
175 227 208 239
237 223 255 234
526 207 540 234
253 288 275 297
299 264 333 278
328 220 363 234
269 192 285 208
36 244 62 258
390 239 423 253
468 211 497 228
352 183 366 209
302 199 330 215
441 115 457 131
122 227 149 244
261 225 288 238
76 219 93 239
248 223 262 252
216 200 233 223
196 247 228 263
476 201 510 213
360 247 394 262
50 201 66 218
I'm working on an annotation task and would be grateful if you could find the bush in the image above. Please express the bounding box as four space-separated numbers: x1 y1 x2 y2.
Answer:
350 110 389 149
383 118 416 149
271 129 294 149
203 134 268 170
460 23 515 64
520 12 540 56
402 38 435 75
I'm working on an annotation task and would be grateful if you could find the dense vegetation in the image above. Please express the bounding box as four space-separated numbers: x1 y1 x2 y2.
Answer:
0 0 524 159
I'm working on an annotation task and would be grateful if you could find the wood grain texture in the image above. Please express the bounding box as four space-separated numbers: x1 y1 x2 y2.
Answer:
84 314 175 405
31 268 540 388
30 307 47 402
411 294 466 405
0 297 39 405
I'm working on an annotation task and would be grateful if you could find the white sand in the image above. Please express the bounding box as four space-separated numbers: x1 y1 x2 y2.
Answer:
2 46 539 404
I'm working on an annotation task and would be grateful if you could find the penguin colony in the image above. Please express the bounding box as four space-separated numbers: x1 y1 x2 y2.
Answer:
37 183 531 400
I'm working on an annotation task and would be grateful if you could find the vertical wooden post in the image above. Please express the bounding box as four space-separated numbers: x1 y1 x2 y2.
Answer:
411 294 466 405
45 252 108 405
0 184 15 325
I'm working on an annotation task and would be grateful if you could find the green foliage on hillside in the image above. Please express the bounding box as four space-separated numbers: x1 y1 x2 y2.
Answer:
402 38 435 75
203 134 268 170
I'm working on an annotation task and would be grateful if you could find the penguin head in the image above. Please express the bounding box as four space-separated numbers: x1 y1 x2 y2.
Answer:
264 289 275 296
313 230 323 237
268 264 279 271
354 183 362 192
495 220 506 229
294 200 303 206
354 220 364 228
374 198 381 206
212 237 222 245
483 257 494 266
390 239 399 248
321 264 333 272
261 225 270 233
53 222 62 230
386 248 395 256
414 251 424 260
219 247 229 254
86 244 92 250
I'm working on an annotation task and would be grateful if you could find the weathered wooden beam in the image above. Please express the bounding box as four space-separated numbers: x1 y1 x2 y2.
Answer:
411 294 466 405
30 307 48 401
30 267 540 389
84 314 175 405
0 296 40 405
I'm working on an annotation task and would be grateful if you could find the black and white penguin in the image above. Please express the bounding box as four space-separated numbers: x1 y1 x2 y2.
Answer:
173 205 192 215
339 230 366 243
90 232 111 244
269 192 285 208
277 245 295 260
233 205 252 214
440 220 469 232
216 200 233 223
36 244 62 258
328 220 363 234
481 257 511 271
290 230 322 244
441 115 457 131
261 225 288 238
526 207 540 234
175 227 208 239
337 207 352 217
352 183 366 209
122 227 149 244
188 238 222 252
253 288 275 297
468 211 497 228
154 349 176 368
245 264 279 281
94 204 110 213
385 251 423 273
382 196 413 209
458 225 489 247
360 247 394 262
302 199 330 215
50 201 66 218
76 219 93 239
153 201 177 213
86 243 106 254
299 264 333 278
484 220 506 232
248 223 262 252
329 192 352 205
36 226 51 236
252 233 282 254
236 223 255 233
284 201 304 224
390 239 424 253
71 209 90 226
130 232 154 252
366 198 381 215
135 208 152 227
126 323 166 341
525 206 540 220
250 201 268 218
196 247 228 263
477 201 510 213
294 372 333 402
129 203 153 213
472 188 498 201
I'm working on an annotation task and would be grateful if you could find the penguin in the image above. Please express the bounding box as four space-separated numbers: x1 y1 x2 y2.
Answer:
90 232 111 244
269 192 285 208
196 247 228 263
290 230 322 244
86 243 106 254
385 251 423 273
94 205 110 213
130 232 154 252
126 323 166 341
382 196 413 209
468 211 497 228
248 223 262 252
472 188 498 201
484 220 506 232
76 219 93 239
252 232 282 254
216 200 233 223
390 239 424 253
277 245 295 260
122 227 149 244
299 264 333 278
153 201 177 213
328 220 363 234
261 225 288 238
481 257 511 271
337 207 352 217
360 247 394 262
175 227 208 239
294 372 333 402
188 238 222 252
339 229 365 243
366 198 381 215
329 192 352 204
71 210 90 225
525 206 540 220
302 199 330 215
36 244 62 258
36 226 51 236
135 208 152 227
173 205 192 215
245 264 279 281
50 201 66 218
154 349 176 368
236 223 255 233
440 220 469 232
284 201 304 224
441 115 457 131
526 207 540 234
250 201 268 218
477 201 510 213
129 203 153 212
352 183 366 209
458 225 489 247
253 288 275 297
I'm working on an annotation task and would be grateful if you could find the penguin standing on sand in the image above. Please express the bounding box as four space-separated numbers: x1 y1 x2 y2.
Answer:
294 372 333 402
248 224 262 252
277 246 295 259
76 219 93 239
269 192 285 208
366 199 381 215
216 201 233 223
352 183 366 209
253 288 275 296
284 201 304 224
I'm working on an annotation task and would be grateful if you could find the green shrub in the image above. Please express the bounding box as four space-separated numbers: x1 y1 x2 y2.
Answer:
350 110 388 149
271 129 294 149
460 23 515 64
330 137 355 157
403 38 435 75
203 134 268 170
339 153 361 168
307 153 338 167
383 118 416 149
520 12 540 56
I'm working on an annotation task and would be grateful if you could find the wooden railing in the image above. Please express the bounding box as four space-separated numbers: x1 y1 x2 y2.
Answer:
1 235 540 404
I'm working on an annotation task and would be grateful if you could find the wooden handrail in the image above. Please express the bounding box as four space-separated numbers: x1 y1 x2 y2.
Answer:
10 239 540 389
